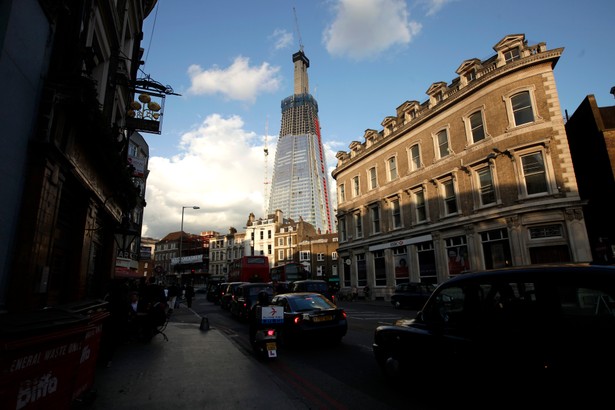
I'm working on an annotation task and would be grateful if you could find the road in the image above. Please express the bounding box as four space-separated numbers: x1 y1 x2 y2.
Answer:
188 294 427 410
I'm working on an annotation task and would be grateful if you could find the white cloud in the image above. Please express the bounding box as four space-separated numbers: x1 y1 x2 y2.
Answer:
270 28 294 50
141 114 269 239
186 56 282 103
141 113 342 240
422 0 455 16
323 0 421 60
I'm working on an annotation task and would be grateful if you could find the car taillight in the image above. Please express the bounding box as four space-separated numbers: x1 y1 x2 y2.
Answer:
341 311 347 319
293 316 301 325
266 329 276 337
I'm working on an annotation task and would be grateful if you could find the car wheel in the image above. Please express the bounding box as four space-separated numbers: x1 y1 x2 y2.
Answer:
384 356 401 379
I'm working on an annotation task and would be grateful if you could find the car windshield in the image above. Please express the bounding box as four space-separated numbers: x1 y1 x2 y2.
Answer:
248 286 273 296
289 294 334 312
305 283 327 292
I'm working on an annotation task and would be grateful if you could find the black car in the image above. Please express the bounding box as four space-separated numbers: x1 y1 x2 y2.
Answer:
219 282 246 311
230 283 275 321
270 292 348 346
373 264 615 387
390 282 435 310
289 279 337 304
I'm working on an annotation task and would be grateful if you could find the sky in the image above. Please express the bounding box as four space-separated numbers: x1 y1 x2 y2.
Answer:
138 0 615 240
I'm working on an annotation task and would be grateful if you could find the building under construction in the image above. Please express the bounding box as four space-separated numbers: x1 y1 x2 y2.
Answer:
268 49 335 233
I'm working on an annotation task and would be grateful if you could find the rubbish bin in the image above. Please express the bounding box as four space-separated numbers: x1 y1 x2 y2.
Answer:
59 299 110 402
0 308 89 410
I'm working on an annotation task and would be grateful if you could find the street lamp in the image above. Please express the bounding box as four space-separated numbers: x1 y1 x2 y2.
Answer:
179 206 200 275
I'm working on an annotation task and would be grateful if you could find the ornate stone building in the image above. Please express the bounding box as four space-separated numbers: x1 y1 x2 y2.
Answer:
332 34 591 301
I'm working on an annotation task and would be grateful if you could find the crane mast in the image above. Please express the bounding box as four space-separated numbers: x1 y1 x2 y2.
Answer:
263 117 270 217
293 6 303 52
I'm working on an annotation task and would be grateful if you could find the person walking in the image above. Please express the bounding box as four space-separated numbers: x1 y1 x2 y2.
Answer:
167 282 180 312
351 285 358 301
185 284 195 308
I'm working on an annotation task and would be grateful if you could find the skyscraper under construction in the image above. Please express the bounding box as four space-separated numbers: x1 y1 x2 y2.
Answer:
268 49 334 233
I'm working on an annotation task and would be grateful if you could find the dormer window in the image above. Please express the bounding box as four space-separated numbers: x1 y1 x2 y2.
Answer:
504 47 520 63
466 70 476 82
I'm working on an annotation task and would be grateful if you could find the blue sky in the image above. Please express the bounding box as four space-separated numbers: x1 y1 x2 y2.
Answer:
139 0 615 240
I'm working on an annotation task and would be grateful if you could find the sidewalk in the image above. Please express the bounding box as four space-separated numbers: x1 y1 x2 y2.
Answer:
78 310 309 410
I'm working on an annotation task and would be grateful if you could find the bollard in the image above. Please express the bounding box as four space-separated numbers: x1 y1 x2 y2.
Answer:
199 316 209 331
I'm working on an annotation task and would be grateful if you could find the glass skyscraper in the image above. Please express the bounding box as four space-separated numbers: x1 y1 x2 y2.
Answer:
268 49 334 233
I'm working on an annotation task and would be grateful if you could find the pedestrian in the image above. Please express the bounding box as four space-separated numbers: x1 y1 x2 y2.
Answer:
167 282 180 312
363 285 370 300
351 285 358 301
185 284 195 308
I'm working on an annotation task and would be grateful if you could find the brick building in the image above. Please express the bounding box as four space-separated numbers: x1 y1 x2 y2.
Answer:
332 34 591 301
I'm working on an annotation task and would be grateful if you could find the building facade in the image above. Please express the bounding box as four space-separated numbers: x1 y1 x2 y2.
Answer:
268 49 335 234
1 0 158 312
332 34 592 301
206 211 340 283
565 94 615 263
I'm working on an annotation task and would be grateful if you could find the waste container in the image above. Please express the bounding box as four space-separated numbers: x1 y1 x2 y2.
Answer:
0 308 89 410
59 299 110 402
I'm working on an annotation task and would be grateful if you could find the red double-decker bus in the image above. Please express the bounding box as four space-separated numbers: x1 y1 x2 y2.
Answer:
269 262 309 283
228 256 270 283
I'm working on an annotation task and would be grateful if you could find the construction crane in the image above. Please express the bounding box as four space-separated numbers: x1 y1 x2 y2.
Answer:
263 117 270 216
293 6 304 52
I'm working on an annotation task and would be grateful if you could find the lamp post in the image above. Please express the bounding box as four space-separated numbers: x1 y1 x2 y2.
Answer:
179 206 200 275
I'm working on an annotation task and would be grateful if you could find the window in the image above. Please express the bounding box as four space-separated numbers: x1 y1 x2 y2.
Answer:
442 180 458 215
267 244 272 255
469 111 485 143
466 70 476 82
481 228 512 269
369 167 377 190
391 198 402 229
529 224 563 239
374 250 386 286
388 157 398 180
353 176 360 197
511 91 534 126
300 251 310 261
357 253 367 287
410 144 421 171
370 204 381 234
339 184 345 203
446 236 470 277
332 252 338 260
268 230 271 239
339 216 347 241
477 167 496 205
504 48 520 63
521 152 548 195
317 253 324 262
278 250 284 260
417 241 437 284
414 189 427 223
354 212 363 238
278 238 284 246
260 231 264 240
437 129 450 158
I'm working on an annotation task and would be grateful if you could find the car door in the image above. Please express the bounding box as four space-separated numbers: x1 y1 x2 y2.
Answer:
413 283 484 369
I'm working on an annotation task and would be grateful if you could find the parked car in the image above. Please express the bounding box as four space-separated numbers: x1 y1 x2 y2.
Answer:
270 292 348 346
373 264 615 387
390 282 436 310
219 282 246 311
230 283 275 321
289 279 337 303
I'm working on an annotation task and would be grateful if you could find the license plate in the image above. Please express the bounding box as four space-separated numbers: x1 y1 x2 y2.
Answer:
266 342 277 358
313 315 333 323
